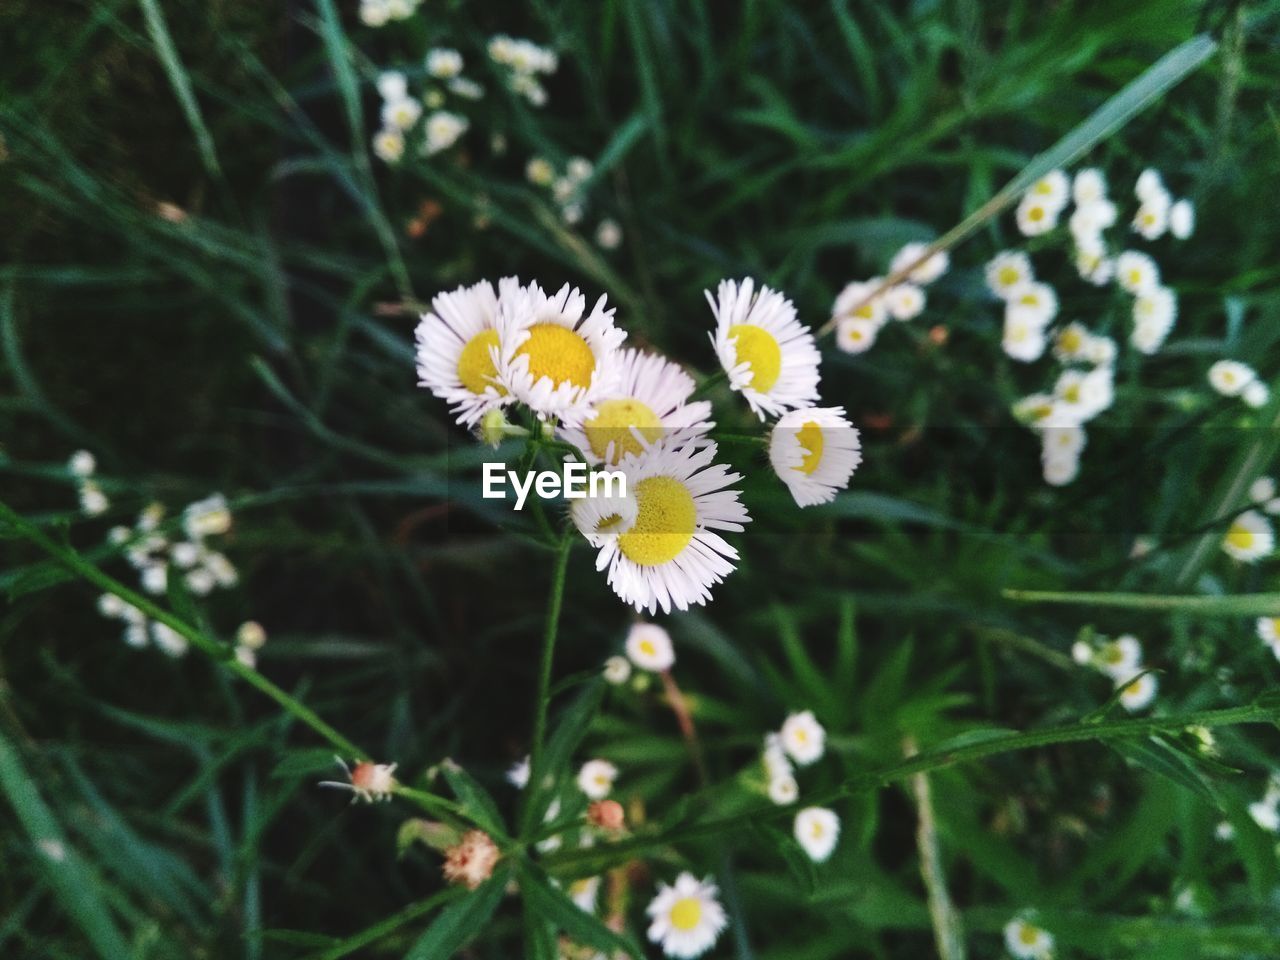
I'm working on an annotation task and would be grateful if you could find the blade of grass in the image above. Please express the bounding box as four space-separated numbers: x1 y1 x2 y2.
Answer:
136 0 221 177
1003 589 1280 616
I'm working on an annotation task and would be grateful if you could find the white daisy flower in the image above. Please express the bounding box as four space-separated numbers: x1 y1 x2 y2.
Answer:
559 348 713 466
762 733 793 781
1075 246 1114 286
1005 282 1059 328
1082 334 1117 367
525 156 555 186
1169 199 1195 239
1250 477 1277 505
625 622 676 672
1011 393 1058 427
506 756 530 789
494 278 626 426
767 775 799 805
1016 194 1061 236
68 450 96 477
425 48 463 78
569 875 601 913
1072 168 1108 206
1095 634 1143 681
1003 313 1048 363
1256 618 1280 660
1132 192 1171 241
447 77 484 100
592 442 749 613
603 655 632 685
577 759 618 800
1041 424 1086 463
794 807 840 863
376 71 407 103
1135 168 1166 202
1130 286 1178 354
1004 917 1054 959
381 97 421 131
768 407 862 507
780 710 826 766
569 478 639 548
1027 169 1070 208
359 0 390 27
415 280 508 427
1207 360 1257 397
835 316 880 354
646 873 727 959
1053 366 1113 422
1248 799 1280 833
1222 510 1273 563
1115 250 1160 294
1052 322 1093 363
1068 199 1117 241
372 128 404 163
986 251 1034 299
1071 640 1094 666
567 156 593 182
150 621 189 657
1243 381 1270 409
709 278 820 420
1118 672 1158 712
889 242 949 285
885 283 926 321
1042 454 1079 487
832 279 888 327
422 111 468 155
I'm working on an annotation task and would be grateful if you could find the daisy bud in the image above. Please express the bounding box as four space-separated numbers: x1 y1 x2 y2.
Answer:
236 620 267 650
768 775 799 806
587 799 625 831
68 450 96 477
576 759 618 800
602 655 632 685
442 829 501 889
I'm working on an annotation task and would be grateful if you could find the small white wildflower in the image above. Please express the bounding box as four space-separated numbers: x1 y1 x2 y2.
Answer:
447 77 484 100
79 482 109 517
422 111 468 155
68 450 96 477
1222 510 1273 563
885 283 926 321
595 218 623 250
372 128 405 163
184 494 231 539
603 655 632 685
1135 168 1165 202
577 759 618 800
794 806 840 862
1003 313 1048 363
1243 381 1270 410
140 563 168 595
1042 454 1079 487
150 621 189 657
1208 360 1257 397
626 623 675 672
1115 250 1160 294
381 97 422 131
236 620 267 650
779 710 825 766
646 873 727 959
1169 198 1195 239
1118 672 1158 712
889 242 949 285
767 775 799 805
1016 194 1061 236
1072 168 1108 206
376 70 407 102
425 48 463 79
1004 917 1054 960
507 756 530 789
835 317 879 354
986 251 1034 299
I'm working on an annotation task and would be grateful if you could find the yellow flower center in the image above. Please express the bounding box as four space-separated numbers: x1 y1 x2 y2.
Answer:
1028 205 1045 222
997 266 1021 287
1019 925 1040 946
794 728 808 744
810 821 825 839
795 421 824 474
618 476 696 567
457 330 503 395
728 324 782 393
1127 269 1142 287
1059 329 1083 352
517 323 595 389
1227 524 1255 550
1019 292 1040 307
1101 644 1122 664
639 638 656 657
584 397 663 463
1062 383 1082 404
670 897 702 931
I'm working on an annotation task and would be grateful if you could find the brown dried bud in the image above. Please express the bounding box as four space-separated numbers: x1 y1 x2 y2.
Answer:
587 799 625 832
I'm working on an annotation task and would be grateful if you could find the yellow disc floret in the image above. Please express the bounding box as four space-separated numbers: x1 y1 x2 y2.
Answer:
585 397 663 463
618 476 696 567
1226 524 1255 552
728 324 782 393
997 266 1021 288
457 330 502 395
670 897 703 932
517 323 596 389
795 421 824 474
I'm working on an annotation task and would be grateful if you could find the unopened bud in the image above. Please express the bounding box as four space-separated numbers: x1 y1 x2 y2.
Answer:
587 799 625 832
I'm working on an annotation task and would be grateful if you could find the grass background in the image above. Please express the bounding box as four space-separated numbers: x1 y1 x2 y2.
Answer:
2 0 1280 957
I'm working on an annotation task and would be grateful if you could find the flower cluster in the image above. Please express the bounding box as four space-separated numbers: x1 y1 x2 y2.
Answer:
829 241 950 355
1072 633 1157 712
357 0 422 28
525 154 597 226
758 711 841 861
487 35 559 106
372 67 471 164
1246 774 1280 833
415 275 862 613
1208 359 1269 409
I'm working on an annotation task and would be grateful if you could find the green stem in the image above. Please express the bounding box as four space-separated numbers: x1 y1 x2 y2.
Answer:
543 702 1278 872
523 532 573 832
0 500 364 759
298 888 464 960
1003 588 1280 617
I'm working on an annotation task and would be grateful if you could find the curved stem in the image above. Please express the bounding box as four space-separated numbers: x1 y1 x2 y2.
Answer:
0 500 364 759
523 532 574 831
